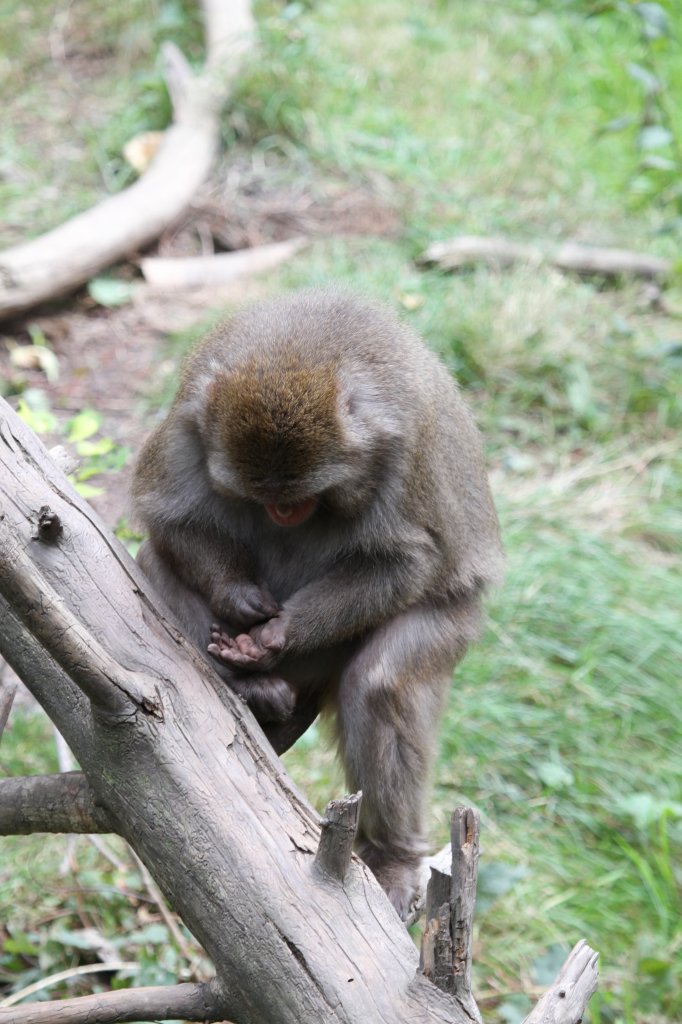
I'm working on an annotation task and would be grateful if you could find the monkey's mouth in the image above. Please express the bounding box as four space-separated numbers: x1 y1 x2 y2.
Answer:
265 498 318 527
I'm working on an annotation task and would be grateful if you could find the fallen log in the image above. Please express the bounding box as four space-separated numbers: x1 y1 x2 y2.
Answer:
420 235 670 280
0 0 255 321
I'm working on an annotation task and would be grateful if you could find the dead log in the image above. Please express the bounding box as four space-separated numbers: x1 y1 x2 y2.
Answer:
420 235 670 280
0 396 480 1022
0 0 255 321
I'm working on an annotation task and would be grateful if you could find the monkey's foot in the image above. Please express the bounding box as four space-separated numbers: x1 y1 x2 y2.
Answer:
357 844 420 921
227 674 296 724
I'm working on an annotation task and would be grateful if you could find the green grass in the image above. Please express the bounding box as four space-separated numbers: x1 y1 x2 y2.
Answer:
2 1 681 1022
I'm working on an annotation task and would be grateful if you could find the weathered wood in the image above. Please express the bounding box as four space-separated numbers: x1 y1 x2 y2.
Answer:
140 238 306 288
0 681 15 742
0 981 223 1024
450 807 482 1023
0 396 475 1023
420 235 670 281
420 867 454 994
0 772 111 835
0 0 255 320
523 940 599 1024
314 792 361 882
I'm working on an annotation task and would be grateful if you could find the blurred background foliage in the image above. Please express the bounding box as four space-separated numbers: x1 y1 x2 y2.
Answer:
1 1 681 1022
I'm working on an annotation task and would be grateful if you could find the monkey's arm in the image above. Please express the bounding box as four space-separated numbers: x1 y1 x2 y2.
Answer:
214 535 446 668
147 523 279 628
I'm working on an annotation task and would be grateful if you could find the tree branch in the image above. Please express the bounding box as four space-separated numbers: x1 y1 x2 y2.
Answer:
314 792 361 882
0 980 226 1024
523 940 599 1024
0 772 112 835
0 0 255 320
420 235 670 281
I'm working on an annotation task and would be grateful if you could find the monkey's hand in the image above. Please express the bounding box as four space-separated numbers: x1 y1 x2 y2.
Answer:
210 582 280 629
208 615 287 670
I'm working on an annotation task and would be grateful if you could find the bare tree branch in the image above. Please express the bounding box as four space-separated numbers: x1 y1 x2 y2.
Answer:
0 0 255 320
0 772 111 835
523 940 599 1024
0 980 224 1024
420 235 670 281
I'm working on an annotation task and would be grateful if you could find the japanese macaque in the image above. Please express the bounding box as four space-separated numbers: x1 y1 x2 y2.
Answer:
132 289 503 918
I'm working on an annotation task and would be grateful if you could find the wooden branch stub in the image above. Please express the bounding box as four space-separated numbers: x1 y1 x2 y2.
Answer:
0 683 15 743
523 939 599 1024
420 867 454 993
450 807 482 1023
0 771 112 836
0 980 226 1024
314 791 362 882
34 505 62 544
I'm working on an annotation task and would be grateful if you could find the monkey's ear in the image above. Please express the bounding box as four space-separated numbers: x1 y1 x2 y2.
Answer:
337 373 402 449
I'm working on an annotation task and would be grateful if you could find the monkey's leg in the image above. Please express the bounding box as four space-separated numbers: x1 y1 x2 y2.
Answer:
335 596 482 919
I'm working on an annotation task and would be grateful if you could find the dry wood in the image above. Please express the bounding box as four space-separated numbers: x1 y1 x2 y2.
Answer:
0 981 222 1024
0 395 478 1023
420 867 454 994
314 792 362 882
451 807 481 1011
140 238 306 288
523 940 599 1024
420 235 670 280
0 772 110 835
0 0 255 320
0 682 15 742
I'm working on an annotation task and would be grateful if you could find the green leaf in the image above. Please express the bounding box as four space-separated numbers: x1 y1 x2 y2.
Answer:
3 934 40 956
66 409 102 443
16 396 57 435
639 956 672 975
76 437 115 457
88 277 135 307
74 480 105 498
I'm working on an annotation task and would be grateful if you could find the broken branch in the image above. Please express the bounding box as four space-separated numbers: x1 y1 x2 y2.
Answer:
0 772 111 836
420 235 670 281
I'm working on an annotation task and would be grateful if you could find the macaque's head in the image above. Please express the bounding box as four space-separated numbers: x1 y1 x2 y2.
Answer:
200 358 379 526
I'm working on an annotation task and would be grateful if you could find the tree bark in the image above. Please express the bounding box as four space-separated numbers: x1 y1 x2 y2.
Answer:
0 396 475 1022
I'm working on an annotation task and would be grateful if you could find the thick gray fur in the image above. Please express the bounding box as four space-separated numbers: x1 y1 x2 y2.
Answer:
132 289 503 918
